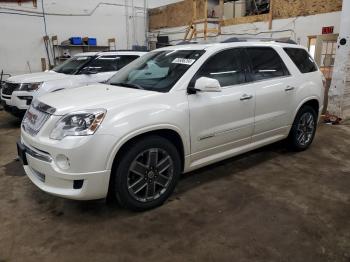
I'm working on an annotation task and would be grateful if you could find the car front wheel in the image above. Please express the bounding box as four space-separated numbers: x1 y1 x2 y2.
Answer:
110 135 181 211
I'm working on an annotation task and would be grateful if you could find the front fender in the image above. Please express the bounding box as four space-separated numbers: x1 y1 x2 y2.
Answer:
105 124 188 171
100 91 190 171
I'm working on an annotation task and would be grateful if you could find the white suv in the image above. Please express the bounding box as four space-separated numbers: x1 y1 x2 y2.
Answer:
1 51 146 117
17 41 324 211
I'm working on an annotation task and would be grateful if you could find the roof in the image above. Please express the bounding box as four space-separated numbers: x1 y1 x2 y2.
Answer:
153 41 305 52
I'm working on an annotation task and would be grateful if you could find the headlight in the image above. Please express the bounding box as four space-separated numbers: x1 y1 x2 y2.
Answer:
20 82 43 91
50 109 106 140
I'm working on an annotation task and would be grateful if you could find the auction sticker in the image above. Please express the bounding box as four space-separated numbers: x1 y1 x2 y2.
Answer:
172 58 196 65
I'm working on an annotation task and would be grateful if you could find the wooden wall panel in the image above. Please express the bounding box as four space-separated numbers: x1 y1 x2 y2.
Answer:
273 0 342 18
222 14 268 27
149 0 193 30
149 0 342 30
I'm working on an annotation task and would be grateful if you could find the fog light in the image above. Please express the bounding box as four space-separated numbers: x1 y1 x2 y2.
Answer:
56 154 70 170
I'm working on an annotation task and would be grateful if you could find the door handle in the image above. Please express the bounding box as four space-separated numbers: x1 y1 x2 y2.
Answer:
285 86 295 92
240 94 253 101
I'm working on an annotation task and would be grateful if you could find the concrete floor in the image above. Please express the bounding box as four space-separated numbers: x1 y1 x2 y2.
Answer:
0 110 350 262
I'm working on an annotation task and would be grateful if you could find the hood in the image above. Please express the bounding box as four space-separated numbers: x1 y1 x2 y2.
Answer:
6 71 69 83
37 84 160 115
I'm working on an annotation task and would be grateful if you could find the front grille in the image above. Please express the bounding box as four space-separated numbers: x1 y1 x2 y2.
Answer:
2 82 20 95
22 105 51 136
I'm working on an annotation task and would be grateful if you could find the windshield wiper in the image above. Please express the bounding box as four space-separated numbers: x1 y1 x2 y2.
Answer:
110 82 144 90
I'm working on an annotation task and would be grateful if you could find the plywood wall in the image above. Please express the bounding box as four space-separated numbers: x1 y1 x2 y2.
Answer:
149 0 193 29
149 0 212 29
273 0 342 18
149 0 342 30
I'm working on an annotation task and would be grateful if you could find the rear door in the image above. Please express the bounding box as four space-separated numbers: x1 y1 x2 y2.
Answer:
188 48 255 163
244 47 294 142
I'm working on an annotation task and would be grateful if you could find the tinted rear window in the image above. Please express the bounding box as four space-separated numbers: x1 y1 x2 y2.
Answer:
284 48 318 73
245 47 290 81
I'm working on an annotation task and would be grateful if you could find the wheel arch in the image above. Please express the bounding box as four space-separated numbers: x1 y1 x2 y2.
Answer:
107 126 187 173
293 97 320 122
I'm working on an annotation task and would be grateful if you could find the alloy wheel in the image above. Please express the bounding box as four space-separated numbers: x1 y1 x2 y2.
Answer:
127 148 174 202
296 112 315 146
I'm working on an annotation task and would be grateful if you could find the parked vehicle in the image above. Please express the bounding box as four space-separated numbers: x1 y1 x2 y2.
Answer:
1 51 146 117
17 41 324 211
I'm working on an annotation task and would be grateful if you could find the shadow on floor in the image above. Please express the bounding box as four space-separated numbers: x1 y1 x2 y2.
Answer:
15 140 298 219
3 159 25 177
0 112 22 129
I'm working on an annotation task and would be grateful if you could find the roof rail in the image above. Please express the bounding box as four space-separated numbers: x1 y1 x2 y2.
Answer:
176 41 198 45
274 39 297 44
100 49 148 52
220 37 246 43
220 37 297 45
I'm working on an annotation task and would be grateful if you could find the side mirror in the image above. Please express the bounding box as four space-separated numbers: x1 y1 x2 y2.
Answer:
191 77 222 93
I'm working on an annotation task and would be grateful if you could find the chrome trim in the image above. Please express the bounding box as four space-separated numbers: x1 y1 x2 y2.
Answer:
285 85 295 91
32 100 56 114
22 105 51 136
240 94 253 101
1 94 11 99
24 143 52 163
198 134 215 141
199 124 251 141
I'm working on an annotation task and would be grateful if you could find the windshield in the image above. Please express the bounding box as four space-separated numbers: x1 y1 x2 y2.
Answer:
108 50 205 92
80 55 140 73
52 56 93 74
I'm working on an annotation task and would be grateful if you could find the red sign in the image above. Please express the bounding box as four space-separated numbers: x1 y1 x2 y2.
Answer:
322 26 334 34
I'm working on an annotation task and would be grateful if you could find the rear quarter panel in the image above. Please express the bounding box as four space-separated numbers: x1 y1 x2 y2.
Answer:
290 71 324 124
277 46 324 124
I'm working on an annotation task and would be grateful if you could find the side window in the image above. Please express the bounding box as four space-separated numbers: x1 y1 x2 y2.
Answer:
284 48 318 73
246 47 289 81
192 48 246 87
117 55 140 70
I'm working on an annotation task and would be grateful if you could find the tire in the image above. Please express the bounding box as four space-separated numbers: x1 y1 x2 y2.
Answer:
287 105 317 151
110 135 181 211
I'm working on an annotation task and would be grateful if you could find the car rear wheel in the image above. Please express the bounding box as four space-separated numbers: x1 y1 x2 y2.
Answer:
110 135 181 211
287 105 317 151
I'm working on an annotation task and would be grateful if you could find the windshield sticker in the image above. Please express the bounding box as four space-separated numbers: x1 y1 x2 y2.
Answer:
172 58 196 65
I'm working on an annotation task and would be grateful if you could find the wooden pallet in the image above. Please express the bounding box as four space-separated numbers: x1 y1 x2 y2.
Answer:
184 0 223 41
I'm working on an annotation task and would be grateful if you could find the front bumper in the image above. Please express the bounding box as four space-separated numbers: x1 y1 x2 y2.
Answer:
19 127 114 200
1 90 32 116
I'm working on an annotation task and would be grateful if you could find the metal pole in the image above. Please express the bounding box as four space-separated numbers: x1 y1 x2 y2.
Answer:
125 0 130 49
144 0 148 48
